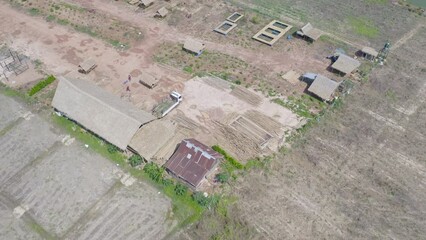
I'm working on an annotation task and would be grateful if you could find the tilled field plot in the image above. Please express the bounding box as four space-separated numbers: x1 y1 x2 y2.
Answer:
65 182 172 240
0 95 173 239
0 197 42 240
3 144 120 236
0 94 27 130
0 115 60 185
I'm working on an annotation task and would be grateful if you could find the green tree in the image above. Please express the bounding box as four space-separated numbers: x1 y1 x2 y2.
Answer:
216 172 229 183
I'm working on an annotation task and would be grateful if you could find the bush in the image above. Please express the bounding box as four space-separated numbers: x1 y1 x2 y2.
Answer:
212 145 244 169
28 75 56 96
174 183 188 196
192 192 220 208
250 15 260 24
161 178 174 187
107 143 119 154
128 154 143 167
216 172 229 183
143 162 164 182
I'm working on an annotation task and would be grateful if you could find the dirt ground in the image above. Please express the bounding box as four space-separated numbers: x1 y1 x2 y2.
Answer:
180 24 426 240
0 95 173 239
1 0 425 239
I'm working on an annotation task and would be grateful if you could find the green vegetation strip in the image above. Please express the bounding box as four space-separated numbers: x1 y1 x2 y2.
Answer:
28 75 56 96
272 94 327 119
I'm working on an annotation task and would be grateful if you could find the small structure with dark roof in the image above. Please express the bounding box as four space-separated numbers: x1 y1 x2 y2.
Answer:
361 46 378 61
297 23 322 42
155 7 168 18
183 39 205 56
307 74 340 102
78 58 97 74
164 139 223 189
330 54 361 76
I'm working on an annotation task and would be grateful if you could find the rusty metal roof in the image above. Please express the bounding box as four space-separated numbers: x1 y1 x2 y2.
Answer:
164 139 222 188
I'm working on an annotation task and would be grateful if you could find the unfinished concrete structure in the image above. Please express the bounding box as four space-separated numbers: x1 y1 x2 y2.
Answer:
331 54 361 76
52 76 155 150
155 7 168 18
0 48 28 81
214 21 237 35
307 74 340 101
164 139 222 190
297 23 322 41
183 39 205 56
78 58 97 74
226 12 244 23
361 46 379 61
253 20 293 46
139 72 159 89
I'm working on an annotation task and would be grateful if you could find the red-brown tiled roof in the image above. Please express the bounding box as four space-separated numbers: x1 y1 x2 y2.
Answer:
164 139 222 188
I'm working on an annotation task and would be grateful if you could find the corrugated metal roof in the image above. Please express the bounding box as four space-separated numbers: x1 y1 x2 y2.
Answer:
52 76 155 150
307 74 340 101
331 54 361 74
164 139 222 188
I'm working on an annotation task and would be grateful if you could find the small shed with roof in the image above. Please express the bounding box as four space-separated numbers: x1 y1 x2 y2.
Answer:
78 58 97 74
331 54 361 76
155 7 168 18
139 72 159 89
297 23 322 41
361 46 379 61
307 74 340 101
183 39 205 56
164 139 223 189
139 0 154 8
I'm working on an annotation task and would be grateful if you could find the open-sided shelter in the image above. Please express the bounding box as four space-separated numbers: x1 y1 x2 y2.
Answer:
155 7 168 18
183 39 205 56
78 58 97 74
164 139 223 189
297 23 322 41
52 76 155 150
331 54 361 76
139 0 154 8
361 46 379 61
307 74 340 102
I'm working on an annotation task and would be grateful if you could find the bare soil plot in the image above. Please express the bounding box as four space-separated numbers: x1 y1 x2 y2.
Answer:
65 181 173 240
232 0 419 46
183 25 426 240
166 76 300 162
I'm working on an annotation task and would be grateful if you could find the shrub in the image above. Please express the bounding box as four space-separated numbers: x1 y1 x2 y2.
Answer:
216 172 229 183
161 178 174 187
250 15 260 24
174 183 188 196
128 154 143 167
143 162 164 182
192 192 220 208
107 143 119 154
28 75 56 96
